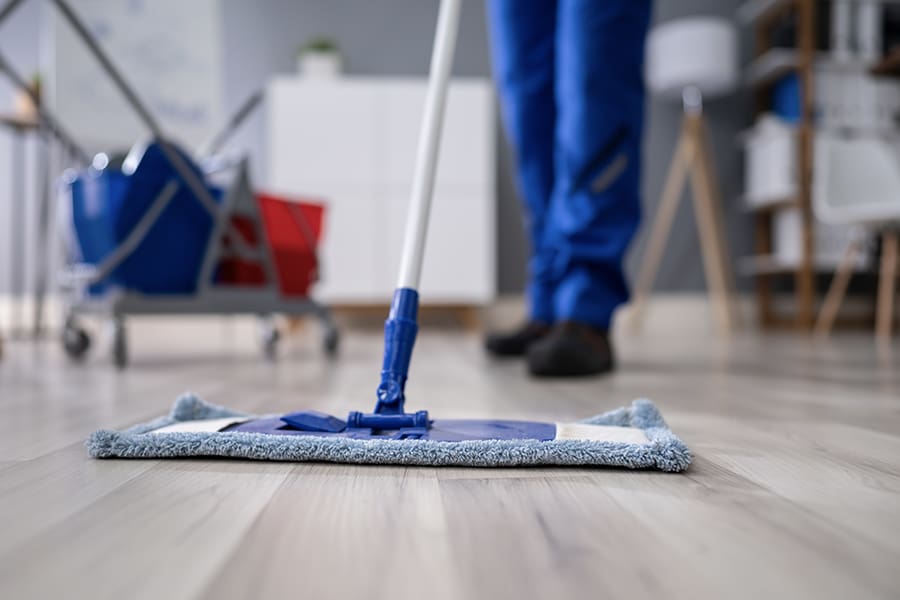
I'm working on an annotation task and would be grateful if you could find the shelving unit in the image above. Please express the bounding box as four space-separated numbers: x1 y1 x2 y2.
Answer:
737 0 797 26
739 0 818 328
744 48 802 87
1 112 42 346
739 254 800 275
741 195 798 213
871 44 900 76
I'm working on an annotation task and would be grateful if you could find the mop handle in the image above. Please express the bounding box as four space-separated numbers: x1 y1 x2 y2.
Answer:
375 0 462 416
396 0 462 290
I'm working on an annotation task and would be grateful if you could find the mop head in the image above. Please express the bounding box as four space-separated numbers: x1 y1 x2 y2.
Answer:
86 395 692 472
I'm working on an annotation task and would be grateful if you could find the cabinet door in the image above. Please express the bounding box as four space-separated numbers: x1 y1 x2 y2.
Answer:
265 78 496 304
385 185 495 304
382 81 493 188
267 79 381 187
304 184 384 302
267 80 385 302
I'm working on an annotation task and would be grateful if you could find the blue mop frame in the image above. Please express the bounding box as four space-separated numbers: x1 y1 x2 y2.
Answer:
281 288 429 437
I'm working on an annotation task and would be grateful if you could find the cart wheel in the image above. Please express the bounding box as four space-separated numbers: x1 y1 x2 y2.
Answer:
63 323 91 361
261 324 280 360
112 320 128 370
323 328 340 357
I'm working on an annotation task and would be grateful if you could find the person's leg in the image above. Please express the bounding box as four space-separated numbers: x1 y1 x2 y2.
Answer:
549 0 651 329
529 0 652 375
485 0 558 327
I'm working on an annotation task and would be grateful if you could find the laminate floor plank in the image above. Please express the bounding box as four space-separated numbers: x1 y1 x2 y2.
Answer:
201 465 463 600
0 460 293 600
0 321 897 599
0 444 159 555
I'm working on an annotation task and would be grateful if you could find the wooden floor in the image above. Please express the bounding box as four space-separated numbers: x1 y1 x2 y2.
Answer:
0 317 898 599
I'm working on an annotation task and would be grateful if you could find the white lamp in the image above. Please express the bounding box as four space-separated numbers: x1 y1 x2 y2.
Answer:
630 17 741 333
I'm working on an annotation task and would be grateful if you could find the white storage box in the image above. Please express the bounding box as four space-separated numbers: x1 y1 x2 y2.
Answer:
815 60 900 133
742 115 798 208
772 207 868 270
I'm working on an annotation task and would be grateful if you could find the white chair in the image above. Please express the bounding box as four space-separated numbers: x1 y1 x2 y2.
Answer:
630 17 741 333
814 133 900 339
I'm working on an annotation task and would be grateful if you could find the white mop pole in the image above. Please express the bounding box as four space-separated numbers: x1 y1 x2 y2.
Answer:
396 0 462 290
375 0 463 416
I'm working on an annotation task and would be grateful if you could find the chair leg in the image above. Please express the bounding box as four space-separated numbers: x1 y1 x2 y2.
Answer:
876 231 898 340
627 125 692 332
815 238 860 336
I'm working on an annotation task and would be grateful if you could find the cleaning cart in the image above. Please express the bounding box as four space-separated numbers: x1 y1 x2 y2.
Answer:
61 145 339 368
33 0 339 368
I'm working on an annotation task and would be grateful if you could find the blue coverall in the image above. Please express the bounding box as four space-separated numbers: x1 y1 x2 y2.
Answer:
487 0 652 329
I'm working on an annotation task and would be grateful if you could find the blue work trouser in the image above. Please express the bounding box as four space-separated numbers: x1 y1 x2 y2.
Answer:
487 0 652 329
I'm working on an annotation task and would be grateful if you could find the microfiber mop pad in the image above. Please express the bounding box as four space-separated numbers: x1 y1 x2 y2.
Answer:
86 395 692 472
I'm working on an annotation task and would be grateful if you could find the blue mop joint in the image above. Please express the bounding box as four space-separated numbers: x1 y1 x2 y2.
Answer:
372 288 424 417
280 288 430 439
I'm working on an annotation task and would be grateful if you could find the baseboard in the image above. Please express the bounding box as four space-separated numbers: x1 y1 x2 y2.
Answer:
0 292 879 337
0 291 791 337
0 293 65 335
483 293 756 335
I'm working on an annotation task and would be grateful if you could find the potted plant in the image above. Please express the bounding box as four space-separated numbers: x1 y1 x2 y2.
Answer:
297 37 343 78
13 72 41 122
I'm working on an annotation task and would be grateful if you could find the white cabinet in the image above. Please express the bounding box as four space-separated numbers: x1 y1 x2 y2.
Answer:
265 77 496 304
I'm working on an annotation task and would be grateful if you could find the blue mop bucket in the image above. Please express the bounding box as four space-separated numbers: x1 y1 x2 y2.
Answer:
70 142 221 294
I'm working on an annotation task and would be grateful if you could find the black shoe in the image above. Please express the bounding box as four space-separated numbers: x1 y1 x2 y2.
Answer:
527 321 614 377
484 321 551 357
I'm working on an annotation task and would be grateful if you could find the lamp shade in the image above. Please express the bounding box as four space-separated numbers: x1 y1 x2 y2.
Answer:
645 17 739 101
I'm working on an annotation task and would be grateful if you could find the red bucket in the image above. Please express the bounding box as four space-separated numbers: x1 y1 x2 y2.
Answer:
258 193 325 297
217 193 325 297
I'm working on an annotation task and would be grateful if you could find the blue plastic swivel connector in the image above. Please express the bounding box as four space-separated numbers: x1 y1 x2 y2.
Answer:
375 288 420 415
346 410 429 430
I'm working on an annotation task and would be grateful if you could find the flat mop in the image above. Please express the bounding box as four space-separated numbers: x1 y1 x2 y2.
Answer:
87 0 692 472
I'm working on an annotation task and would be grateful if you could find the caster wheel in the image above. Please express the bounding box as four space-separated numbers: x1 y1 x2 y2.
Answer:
112 322 128 369
323 329 340 357
63 325 91 360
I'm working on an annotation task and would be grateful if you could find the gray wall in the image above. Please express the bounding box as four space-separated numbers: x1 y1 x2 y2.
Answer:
0 0 752 295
